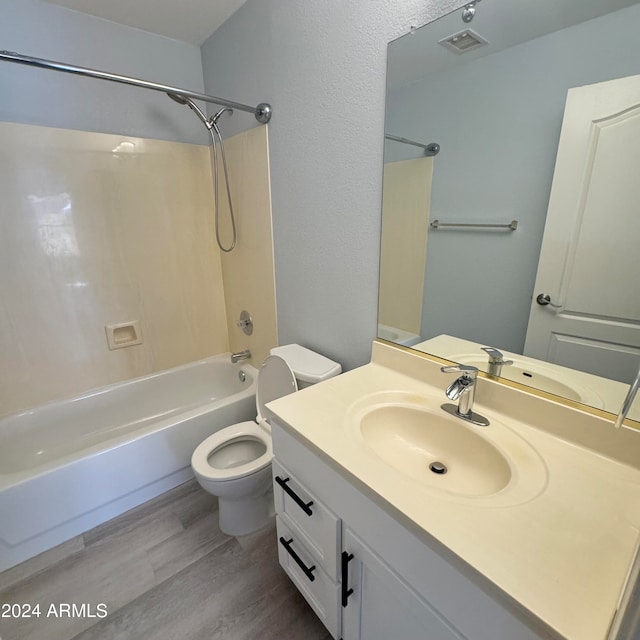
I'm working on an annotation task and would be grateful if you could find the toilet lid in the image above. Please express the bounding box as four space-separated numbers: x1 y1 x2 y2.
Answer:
256 355 298 423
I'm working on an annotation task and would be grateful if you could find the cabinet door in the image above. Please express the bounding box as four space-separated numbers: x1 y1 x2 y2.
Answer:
342 528 464 640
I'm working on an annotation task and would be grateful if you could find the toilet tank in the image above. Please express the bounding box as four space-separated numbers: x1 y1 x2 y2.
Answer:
269 344 341 389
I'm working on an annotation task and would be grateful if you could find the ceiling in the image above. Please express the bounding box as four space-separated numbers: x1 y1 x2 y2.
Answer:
387 0 640 90
44 0 248 45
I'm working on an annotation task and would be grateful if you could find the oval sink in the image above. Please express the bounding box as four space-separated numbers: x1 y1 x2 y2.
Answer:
360 405 511 496
346 392 548 506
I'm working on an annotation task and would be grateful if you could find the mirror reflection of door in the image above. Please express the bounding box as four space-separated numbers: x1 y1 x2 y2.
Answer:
525 75 640 383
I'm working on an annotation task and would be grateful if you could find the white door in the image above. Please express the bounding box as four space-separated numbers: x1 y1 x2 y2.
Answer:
341 528 463 640
524 75 640 383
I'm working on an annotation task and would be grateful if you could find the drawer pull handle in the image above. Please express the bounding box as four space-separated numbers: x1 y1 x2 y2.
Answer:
279 536 316 582
341 551 354 607
275 475 314 516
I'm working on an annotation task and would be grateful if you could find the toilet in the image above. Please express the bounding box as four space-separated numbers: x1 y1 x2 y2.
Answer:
191 344 341 536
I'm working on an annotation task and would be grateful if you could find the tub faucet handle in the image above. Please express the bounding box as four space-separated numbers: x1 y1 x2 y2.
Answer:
236 310 253 336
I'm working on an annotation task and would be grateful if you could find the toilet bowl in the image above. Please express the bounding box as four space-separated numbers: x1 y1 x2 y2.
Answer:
191 345 341 536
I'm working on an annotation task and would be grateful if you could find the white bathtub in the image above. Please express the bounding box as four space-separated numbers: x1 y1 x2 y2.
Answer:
0 355 257 572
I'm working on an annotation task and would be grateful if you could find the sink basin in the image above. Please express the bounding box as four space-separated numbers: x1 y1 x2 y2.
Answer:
346 391 548 505
360 405 511 496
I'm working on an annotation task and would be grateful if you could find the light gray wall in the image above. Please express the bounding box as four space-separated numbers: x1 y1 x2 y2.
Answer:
0 0 207 144
385 5 640 353
200 0 461 371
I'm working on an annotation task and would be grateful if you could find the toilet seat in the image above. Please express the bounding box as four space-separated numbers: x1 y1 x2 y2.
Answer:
191 421 273 481
191 356 297 483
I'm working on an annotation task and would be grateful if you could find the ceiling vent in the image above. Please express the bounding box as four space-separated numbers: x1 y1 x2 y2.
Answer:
438 29 488 54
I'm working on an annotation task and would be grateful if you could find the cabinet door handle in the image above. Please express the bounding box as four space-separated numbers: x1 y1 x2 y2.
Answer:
279 536 316 582
275 475 314 516
341 551 354 607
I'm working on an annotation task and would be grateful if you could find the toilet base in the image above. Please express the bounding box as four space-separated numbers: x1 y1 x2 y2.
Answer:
218 486 275 536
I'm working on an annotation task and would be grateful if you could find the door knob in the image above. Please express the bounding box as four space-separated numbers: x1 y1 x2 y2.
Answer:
536 293 562 308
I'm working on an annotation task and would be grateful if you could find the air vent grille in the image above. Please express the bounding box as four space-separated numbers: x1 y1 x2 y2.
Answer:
438 29 488 54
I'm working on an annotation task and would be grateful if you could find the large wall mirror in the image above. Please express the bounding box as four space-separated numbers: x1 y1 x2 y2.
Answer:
380 0 640 420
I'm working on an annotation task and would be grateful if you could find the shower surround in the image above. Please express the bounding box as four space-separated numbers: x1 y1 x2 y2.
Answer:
0 121 276 416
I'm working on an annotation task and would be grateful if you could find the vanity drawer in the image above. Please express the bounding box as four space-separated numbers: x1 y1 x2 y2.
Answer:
273 459 340 579
276 516 341 639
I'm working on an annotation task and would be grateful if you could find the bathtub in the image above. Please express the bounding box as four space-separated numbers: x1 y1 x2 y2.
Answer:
0 355 257 572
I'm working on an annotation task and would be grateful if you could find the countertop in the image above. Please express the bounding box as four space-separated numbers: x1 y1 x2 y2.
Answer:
266 342 640 640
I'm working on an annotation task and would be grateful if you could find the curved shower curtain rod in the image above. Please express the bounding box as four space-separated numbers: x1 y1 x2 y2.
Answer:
0 50 272 124
385 134 440 156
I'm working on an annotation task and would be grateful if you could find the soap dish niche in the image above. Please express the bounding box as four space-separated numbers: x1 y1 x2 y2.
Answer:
105 320 143 350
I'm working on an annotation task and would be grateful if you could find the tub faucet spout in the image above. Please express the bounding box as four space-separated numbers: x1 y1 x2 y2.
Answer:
231 349 251 363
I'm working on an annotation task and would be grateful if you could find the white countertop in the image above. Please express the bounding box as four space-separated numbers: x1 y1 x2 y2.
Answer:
267 342 640 640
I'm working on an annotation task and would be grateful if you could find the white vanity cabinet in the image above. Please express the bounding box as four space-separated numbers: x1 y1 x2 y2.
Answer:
271 421 557 640
272 454 459 640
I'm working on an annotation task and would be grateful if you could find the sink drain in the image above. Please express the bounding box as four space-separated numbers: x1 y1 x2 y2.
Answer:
429 461 448 475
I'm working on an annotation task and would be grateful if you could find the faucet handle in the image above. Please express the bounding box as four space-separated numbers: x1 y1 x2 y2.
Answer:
481 347 514 368
481 347 503 362
441 364 478 377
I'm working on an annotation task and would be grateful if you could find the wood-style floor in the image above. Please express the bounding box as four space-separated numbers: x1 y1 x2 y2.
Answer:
0 480 332 640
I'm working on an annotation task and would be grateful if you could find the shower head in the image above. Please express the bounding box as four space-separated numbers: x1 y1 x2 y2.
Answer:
167 93 237 252
166 92 188 105
166 92 212 129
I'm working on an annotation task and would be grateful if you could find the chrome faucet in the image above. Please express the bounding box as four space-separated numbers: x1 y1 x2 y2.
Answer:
230 349 251 363
481 347 513 377
614 363 640 429
440 365 489 426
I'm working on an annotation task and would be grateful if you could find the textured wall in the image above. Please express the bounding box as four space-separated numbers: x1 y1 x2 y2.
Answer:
201 0 461 371
0 0 207 144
